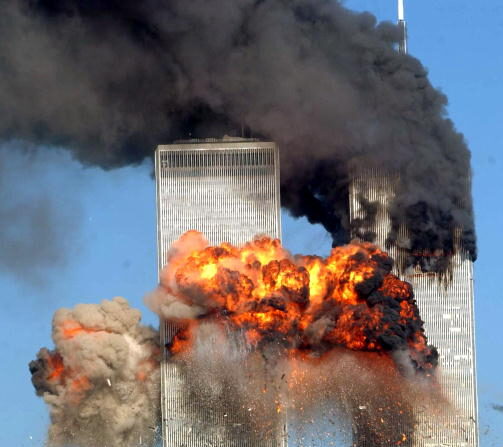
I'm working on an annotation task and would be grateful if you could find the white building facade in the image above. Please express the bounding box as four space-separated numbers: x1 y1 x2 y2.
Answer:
155 138 285 447
349 169 478 447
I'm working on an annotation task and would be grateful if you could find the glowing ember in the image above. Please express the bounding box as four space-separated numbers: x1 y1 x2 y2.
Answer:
160 231 438 372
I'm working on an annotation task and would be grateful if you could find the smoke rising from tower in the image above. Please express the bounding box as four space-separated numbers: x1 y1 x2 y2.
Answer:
1 0 475 263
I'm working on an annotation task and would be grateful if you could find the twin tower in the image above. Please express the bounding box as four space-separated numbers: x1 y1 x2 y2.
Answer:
155 138 478 447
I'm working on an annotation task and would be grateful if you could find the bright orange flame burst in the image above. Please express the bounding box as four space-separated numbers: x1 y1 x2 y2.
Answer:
60 320 104 339
163 231 437 371
46 352 65 381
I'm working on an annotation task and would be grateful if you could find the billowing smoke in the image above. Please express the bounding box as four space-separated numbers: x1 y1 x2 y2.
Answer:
29 297 160 447
1 0 475 263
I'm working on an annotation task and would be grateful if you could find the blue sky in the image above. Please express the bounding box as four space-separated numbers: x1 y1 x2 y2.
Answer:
0 0 502 445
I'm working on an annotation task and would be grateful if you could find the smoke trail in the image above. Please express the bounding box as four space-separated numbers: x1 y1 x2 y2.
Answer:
1 0 475 262
29 298 160 447
0 145 81 282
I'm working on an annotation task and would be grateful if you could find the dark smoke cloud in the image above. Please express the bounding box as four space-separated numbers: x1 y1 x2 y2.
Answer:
1 0 475 261
0 144 81 282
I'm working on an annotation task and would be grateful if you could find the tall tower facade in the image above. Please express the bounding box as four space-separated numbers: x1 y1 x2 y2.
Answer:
155 138 285 447
349 169 479 447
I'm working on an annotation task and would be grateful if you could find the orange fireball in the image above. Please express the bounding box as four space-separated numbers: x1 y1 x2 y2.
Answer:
161 231 437 372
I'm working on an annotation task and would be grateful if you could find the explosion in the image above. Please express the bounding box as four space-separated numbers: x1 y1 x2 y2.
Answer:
29 298 160 447
143 231 442 446
149 231 438 373
30 233 443 447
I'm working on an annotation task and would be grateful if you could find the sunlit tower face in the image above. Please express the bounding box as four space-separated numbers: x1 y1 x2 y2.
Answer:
155 138 286 447
155 139 281 254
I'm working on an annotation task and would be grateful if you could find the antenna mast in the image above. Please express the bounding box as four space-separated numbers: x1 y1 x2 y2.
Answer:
397 0 408 54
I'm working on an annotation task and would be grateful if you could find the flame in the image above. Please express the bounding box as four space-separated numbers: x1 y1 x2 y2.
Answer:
46 352 65 381
44 350 92 400
161 232 436 371
60 320 105 339
168 325 194 355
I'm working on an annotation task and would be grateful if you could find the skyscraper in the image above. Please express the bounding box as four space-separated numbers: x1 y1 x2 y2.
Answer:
345 3 478 444
349 168 479 447
155 137 285 447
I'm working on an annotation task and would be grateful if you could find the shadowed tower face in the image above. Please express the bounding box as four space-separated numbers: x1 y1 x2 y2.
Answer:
349 169 479 447
155 138 285 447
345 3 478 445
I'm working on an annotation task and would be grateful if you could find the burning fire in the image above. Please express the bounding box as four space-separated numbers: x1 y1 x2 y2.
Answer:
160 231 437 372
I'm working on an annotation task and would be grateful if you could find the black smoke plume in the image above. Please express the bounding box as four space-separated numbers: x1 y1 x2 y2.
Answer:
1 0 475 263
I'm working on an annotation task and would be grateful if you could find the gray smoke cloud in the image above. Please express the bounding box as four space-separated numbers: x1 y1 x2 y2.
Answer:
1 0 475 264
29 297 161 447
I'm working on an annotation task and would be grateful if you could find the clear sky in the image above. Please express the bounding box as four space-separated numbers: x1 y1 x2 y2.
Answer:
0 0 502 446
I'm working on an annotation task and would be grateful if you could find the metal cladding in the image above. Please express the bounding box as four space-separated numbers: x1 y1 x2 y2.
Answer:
155 139 285 447
397 1 408 57
349 169 479 447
